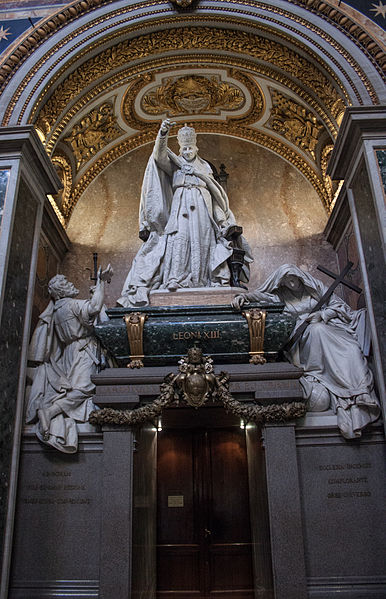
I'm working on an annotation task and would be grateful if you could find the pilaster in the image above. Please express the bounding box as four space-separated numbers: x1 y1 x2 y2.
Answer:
326 106 386 430
0 126 62 599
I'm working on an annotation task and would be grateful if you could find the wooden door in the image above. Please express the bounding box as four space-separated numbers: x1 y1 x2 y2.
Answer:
157 427 254 599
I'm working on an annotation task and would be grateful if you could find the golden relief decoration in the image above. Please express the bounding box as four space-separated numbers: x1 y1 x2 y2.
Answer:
268 90 323 159
321 143 335 207
170 0 195 6
1 1 382 129
35 26 347 139
140 74 245 116
122 68 264 133
51 153 73 214
64 102 123 170
42 54 334 157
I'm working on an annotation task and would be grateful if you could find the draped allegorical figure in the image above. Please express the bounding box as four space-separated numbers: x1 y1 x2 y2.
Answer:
232 264 380 439
118 120 252 307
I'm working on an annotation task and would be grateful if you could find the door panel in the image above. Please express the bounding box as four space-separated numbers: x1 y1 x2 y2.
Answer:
207 430 254 596
157 427 254 599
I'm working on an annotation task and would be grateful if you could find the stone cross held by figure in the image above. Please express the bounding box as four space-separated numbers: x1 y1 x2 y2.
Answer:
283 261 362 351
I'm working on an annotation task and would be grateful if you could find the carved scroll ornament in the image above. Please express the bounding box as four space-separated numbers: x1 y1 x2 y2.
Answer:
124 312 148 368
242 309 267 365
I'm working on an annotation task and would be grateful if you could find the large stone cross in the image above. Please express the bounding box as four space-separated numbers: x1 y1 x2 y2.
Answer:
283 261 362 352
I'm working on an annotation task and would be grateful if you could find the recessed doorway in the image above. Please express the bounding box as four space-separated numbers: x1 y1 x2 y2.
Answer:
156 407 273 599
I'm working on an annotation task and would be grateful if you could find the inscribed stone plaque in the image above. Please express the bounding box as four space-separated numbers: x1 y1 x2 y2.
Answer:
296 433 386 580
9 434 102 593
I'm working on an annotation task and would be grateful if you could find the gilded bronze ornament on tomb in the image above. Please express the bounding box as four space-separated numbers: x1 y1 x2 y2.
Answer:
64 101 123 170
140 74 245 116
242 309 267 365
269 90 323 159
176 348 217 409
88 347 308 427
124 312 148 369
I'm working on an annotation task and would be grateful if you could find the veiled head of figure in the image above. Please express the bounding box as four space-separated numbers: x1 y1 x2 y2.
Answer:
48 274 79 299
281 274 303 292
178 124 198 161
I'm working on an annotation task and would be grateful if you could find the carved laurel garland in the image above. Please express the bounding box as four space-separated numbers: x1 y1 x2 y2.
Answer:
88 371 307 427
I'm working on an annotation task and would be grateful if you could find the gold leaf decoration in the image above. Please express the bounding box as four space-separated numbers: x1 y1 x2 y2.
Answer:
51 153 73 217
141 74 245 116
36 26 346 136
269 90 323 159
63 101 123 170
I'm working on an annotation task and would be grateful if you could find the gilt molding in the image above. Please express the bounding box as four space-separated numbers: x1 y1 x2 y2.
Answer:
34 25 348 141
0 1 382 128
43 56 340 157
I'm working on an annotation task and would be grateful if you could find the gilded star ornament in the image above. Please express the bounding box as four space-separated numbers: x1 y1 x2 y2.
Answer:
0 25 11 41
370 1 386 18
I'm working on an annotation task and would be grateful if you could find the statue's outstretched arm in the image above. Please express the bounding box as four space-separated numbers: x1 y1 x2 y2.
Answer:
89 265 113 316
153 119 175 175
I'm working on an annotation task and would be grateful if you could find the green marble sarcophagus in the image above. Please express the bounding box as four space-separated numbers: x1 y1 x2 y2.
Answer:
94 303 295 367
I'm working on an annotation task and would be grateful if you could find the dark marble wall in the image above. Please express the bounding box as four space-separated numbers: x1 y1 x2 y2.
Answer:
351 159 386 379
245 425 273 597
336 221 364 309
62 135 338 307
0 179 37 569
296 426 386 596
30 237 61 333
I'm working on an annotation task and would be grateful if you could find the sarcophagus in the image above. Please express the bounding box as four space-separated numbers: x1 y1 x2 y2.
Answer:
94 303 295 367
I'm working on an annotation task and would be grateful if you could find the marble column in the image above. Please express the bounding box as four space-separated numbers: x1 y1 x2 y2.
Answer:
99 426 135 599
327 106 386 429
0 126 61 599
263 424 308 599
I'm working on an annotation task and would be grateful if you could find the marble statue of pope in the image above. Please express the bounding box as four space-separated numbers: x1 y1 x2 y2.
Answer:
118 119 252 307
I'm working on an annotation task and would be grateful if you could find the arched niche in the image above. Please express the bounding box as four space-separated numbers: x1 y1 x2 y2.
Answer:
61 134 337 303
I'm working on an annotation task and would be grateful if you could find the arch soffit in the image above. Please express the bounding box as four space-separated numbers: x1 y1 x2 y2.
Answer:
0 1 384 224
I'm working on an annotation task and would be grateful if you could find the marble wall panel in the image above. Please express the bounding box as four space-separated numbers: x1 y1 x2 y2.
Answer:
0 180 37 561
132 424 157 599
296 427 386 597
63 136 338 307
9 432 102 598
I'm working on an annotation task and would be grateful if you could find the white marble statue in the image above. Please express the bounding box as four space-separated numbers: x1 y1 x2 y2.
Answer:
232 264 381 439
118 119 252 307
26 265 113 453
